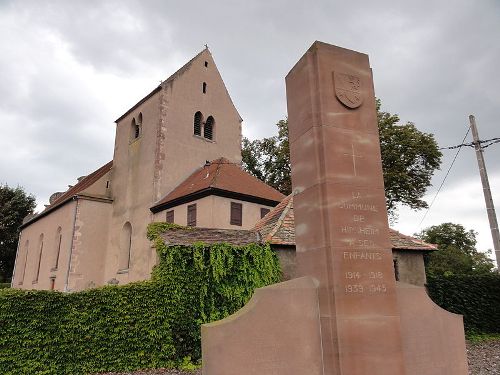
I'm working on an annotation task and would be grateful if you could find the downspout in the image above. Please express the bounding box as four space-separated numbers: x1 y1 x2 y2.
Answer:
10 231 22 287
64 197 79 292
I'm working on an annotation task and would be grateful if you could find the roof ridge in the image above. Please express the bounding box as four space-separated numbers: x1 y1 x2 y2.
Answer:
264 194 294 242
115 48 207 123
209 158 225 187
50 160 113 207
390 229 438 249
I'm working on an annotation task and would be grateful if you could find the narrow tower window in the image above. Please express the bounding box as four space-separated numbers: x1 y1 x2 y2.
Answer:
136 112 143 138
202 82 207 94
119 222 132 272
204 116 214 140
204 61 208 67
131 118 140 140
53 227 62 270
193 111 203 136
34 233 44 283
19 240 29 285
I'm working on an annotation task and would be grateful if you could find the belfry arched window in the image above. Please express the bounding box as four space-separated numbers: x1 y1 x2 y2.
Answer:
204 116 214 140
131 115 141 140
137 113 143 138
194 111 203 136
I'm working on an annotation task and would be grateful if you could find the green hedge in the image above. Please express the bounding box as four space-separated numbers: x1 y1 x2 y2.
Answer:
427 274 500 334
0 223 281 374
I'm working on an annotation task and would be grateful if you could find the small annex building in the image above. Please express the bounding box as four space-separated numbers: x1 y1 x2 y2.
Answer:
12 48 284 292
161 193 437 286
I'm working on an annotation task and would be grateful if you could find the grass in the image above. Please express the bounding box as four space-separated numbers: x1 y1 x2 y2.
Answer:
466 333 500 343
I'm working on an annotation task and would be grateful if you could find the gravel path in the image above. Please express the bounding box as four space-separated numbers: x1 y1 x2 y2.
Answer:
95 338 500 375
467 338 500 375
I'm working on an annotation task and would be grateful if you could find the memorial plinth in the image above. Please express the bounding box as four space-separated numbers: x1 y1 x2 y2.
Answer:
201 41 468 375
286 41 405 375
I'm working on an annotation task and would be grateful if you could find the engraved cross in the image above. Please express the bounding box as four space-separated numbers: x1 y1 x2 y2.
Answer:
343 144 363 176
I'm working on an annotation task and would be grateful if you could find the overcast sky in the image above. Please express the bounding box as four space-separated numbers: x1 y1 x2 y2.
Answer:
1 0 499 258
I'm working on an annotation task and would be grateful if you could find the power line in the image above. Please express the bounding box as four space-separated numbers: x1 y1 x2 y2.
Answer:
416 126 472 231
440 137 500 150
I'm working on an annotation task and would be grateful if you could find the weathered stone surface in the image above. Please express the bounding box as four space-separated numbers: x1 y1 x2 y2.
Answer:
202 277 323 375
201 41 468 375
397 282 468 375
287 41 406 375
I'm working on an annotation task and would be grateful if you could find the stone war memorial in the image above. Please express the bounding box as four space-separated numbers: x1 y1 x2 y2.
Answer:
202 42 468 375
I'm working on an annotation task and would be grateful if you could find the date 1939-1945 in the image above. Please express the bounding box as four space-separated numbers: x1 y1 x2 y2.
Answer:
344 284 387 294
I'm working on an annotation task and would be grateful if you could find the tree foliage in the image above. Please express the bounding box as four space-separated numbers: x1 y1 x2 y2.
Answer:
377 99 442 215
0 184 36 282
418 222 496 276
241 100 442 217
242 119 291 195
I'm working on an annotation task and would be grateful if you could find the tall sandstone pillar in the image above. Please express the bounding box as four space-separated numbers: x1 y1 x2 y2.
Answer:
202 41 468 375
286 41 406 375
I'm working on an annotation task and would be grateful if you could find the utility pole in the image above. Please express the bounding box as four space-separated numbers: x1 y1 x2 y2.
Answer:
469 115 500 267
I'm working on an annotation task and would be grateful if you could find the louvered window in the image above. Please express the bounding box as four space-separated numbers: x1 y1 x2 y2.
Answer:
187 204 197 227
166 210 174 223
260 207 270 219
194 111 202 136
204 116 214 140
230 202 242 226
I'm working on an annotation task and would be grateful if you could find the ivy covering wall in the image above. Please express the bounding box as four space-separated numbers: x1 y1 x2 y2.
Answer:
0 223 282 375
427 274 500 334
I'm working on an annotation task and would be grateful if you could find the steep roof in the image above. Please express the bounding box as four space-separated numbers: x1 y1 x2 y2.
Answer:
115 49 206 123
115 47 242 123
151 158 285 212
253 194 437 251
253 193 295 245
21 161 113 228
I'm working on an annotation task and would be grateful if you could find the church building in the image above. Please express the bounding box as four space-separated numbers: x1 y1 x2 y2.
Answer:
12 48 284 291
11 49 436 292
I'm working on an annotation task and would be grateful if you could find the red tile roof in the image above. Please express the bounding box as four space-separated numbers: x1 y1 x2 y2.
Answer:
253 193 295 245
49 161 113 207
253 194 437 251
389 229 438 251
21 161 113 228
151 158 285 212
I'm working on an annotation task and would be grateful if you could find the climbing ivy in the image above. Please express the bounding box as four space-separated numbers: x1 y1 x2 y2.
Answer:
0 223 281 374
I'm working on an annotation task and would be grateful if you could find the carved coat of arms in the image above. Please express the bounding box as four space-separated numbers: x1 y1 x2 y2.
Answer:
333 72 363 109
